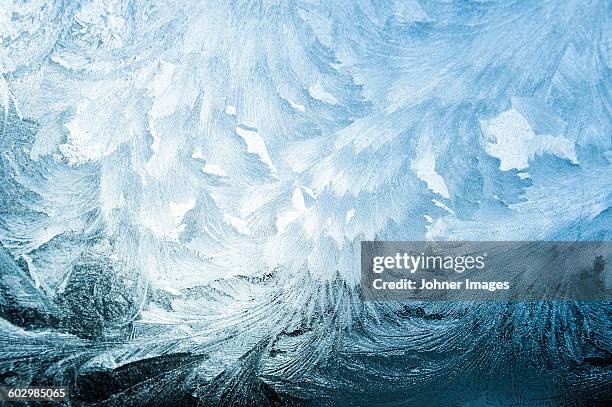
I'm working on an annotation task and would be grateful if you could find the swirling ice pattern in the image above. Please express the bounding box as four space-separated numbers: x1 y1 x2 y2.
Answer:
0 1 610 406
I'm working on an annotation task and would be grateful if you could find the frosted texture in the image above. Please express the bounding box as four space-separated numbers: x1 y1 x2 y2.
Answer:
0 1 610 405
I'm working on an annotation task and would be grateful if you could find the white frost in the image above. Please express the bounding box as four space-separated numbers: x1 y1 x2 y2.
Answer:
235 125 278 176
225 105 236 115
223 214 250 235
411 152 450 198
203 162 227 177
308 82 338 105
481 109 577 171
346 209 356 222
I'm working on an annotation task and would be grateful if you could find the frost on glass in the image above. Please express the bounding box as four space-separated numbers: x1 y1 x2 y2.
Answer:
0 1 610 405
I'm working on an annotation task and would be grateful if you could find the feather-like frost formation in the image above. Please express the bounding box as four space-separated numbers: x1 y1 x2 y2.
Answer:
0 1 610 405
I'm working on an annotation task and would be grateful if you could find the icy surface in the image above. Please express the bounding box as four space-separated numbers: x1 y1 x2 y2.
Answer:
0 1 610 405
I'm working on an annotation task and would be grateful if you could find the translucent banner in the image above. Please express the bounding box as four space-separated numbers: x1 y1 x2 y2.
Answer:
361 241 611 301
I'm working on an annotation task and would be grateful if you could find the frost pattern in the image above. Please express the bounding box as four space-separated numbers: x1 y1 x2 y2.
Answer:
0 1 611 405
